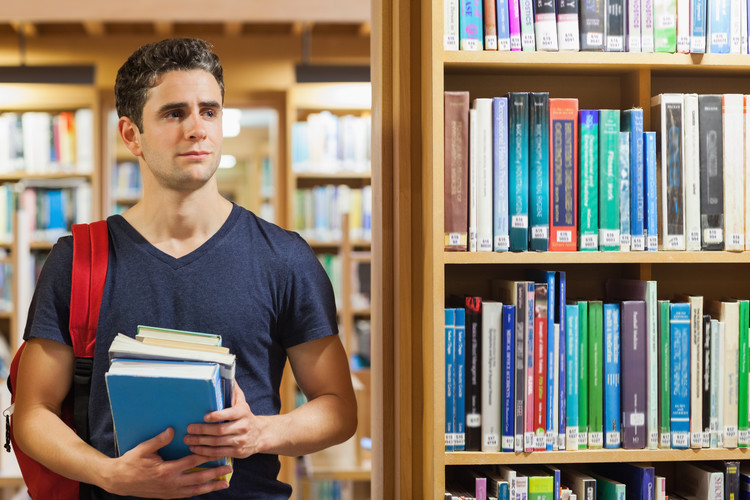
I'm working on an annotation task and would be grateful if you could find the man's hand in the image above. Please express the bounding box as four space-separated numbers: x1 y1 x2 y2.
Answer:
103 428 232 499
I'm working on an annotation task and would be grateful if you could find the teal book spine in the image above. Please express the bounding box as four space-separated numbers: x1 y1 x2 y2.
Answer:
598 109 620 250
529 92 550 251
508 92 530 251
579 110 600 251
460 0 484 50
621 108 645 251
670 302 691 449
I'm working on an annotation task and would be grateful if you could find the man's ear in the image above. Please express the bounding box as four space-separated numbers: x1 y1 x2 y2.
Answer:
118 117 142 157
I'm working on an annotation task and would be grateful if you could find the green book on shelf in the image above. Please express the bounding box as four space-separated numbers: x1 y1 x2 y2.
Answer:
591 473 626 500
588 300 604 449
528 476 554 500
578 300 589 449
739 299 749 448
658 299 671 448
598 109 621 251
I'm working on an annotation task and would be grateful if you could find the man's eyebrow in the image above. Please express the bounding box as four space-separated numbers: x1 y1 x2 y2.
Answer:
156 101 222 114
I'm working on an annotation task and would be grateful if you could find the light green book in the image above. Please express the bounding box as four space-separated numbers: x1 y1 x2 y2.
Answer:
578 110 599 251
578 300 589 449
654 0 677 52
646 281 659 449
657 299 671 448
528 476 554 500
598 109 620 251
588 300 604 449
739 299 749 447
591 473 626 500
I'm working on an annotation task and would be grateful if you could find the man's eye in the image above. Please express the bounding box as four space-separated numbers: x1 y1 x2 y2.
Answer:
205 110 216 118
166 111 182 119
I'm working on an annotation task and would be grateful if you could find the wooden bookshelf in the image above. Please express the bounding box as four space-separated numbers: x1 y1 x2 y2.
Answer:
373 0 750 497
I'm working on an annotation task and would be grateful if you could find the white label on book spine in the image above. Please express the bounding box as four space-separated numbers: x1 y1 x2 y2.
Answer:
660 432 672 448
566 427 578 449
578 431 588 448
691 36 706 52
649 431 659 447
647 235 659 251
729 233 744 247
702 432 710 448
673 431 689 448
532 226 548 239
499 39 511 51
515 434 523 452
658 14 675 28
485 36 498 50
691 432 704 447
556 230 573 243
546 431 555 448
588 432 604 447
467 413 481 427
495 235 510 250
581 234 598 249
445 433 454 446
689 230 701 246
448 233 462 246
621 233 631 248
606 432 621 446
522 33 535 47
455 433 465 446
484 433 499 449
725 425 738 440
524 432 533 450
631 235 645 251
586 32 604 45
534 435 546 450
739 429 749 445
630 411 645 426
502 436 515 450
558 433 566 450
478 238 493 252
712 33 728 45
666 235 684 249
512 215 528 228
607 37 624 51
601 229 619 246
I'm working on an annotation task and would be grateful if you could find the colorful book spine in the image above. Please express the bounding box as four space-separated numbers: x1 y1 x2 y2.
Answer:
508 92 530 251
529 93 550 252
619 131 631 250
598 109 621 251
519 0 537 50
445 0 460 50
690 0 707 51
474 98 494 252
578 300 589 448
653 94 686 251
534 0 559 50
445 308 456 451
525 281 537 451
658 299 672 448
670 302 691 449
709 318 720 448
533 283 549 451
465 297 483 451
687 295 704 448
502 304 516 451
497 0 512 50
455 308 466 450
708 0 730 52
509 0 523 50
548 98 579 251
641 0 655 51
460 0 485 50
676 0 690 52
628 0 642 51
469 107 478 251
481 301 502 451
701 314 711 448
493 97 510 252
605 0 626 50
557 0 581 50
621 109 645 251
654 0 677 51
556 271 567 451
739 300 749 447
580 0 605 49
646 281 659 449
444 91 470 251
566 304 580 450
514 282 528 452
483 0 499 49
698 94 724 250
722 94 745 251
588 300 604 449
621 300 648 448
579 109 600 251
683 94 701 251
730 0 742 52
603 302 621 448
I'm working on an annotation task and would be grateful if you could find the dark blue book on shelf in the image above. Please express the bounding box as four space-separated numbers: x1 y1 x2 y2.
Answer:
593 463 655 500
501 304 516 452
556 271 567 450
644 131 658 251
603 302 621 449
455 307 466 451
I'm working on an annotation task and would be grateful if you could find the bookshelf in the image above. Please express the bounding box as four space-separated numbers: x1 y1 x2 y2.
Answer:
287 83 373 498
373 0 750 497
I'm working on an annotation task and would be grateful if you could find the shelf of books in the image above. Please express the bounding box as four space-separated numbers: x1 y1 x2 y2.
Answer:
375 0 750 497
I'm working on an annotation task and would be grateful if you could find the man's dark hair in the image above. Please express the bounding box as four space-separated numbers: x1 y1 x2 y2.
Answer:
115 38 225 132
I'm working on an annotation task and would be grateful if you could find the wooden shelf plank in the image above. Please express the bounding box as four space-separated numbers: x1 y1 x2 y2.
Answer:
444 250 750 265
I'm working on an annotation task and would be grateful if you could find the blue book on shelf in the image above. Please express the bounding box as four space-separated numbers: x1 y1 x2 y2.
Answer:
445 308 456 451
690 0 707 52
501 304 516 451
603 302 621 449
529 92 550 252
670 302 691 449
455 308 466 451
106 359 229 469
622 109 645 251
493 97 510 252
497 0 512 50
508 92 530 251
593 463 655 500
708 0 730 53
556 271 567 450
644 131 658 251
619 131 631 250
527 270 555 450
460 0 484 50
565 304 580 450
46 189 67 232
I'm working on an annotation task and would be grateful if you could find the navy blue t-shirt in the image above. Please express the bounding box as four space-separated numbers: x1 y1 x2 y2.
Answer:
24 203 338 499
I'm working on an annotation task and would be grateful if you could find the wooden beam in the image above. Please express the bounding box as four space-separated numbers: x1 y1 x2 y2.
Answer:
10 21 37 37
358 22 371 37
82 21 105 36
224 22 243 37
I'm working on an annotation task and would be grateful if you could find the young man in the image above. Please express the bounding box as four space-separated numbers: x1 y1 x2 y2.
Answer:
13 38 357 499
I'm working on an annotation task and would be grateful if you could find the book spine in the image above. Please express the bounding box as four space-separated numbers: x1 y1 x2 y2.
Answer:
622 109 645 251
676 0 690 52
502 304 516 451
545 274 557 451
604 302 621 448
535 0 560 50
708 0 730 52
445 308 456 451
646 281 659 449
557 271 567 451
509 0 523 50
598 109 621 250
622 300 648 448
658 299 672 448
730 0 742 52
698 94 725 250
605 0 626 51
529 93 550 251
579 109 600 251
483 0 499 49
469 107 478 251
723 94 745 251
702 313 712 447
474 98 494 252
566 304 580 450
493 97 511 252
688 296 705 448
455 308 467 450
533 283 548 451
557 0 581 50
515 282 528 452
739 300 749 447
619 131 632 250
519 0 537 50
551 323 560 450
628 0 643 51
444 91 470 251
549 99 580 251
497 0 512 50
746 96 750 250
709 318 720 447
683 94 702 251
655 94 686 250
588 300 604 449
670 302 691 449
460 0 485 50
724 301 740 448
578 300 589 448
642 0 656 51
445 0 460 50
580 0 605 49
508 92 530 251
481 301 502 451
690 0 707 51
525 282 537 451
654 0 677 51
465 297 483 451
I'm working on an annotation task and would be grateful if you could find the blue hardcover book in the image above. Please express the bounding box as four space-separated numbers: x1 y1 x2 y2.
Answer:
106 359 229 469
565 304 580 450
455 308 467 451
508 92 530 252
502 304 516 451
529 92 550 252
46 189 67 232
460 0 484 50
445 308 456 451
593 463 655 500
741 470 750 500
541 465 562 500
556 271 567 451
708 0 730 53
603 303 621 449
690 0 707 52
670 302 691 449
622 108 645 251
497 0 512 50
493 97 510 252
644 131 658 251
619 131 631 250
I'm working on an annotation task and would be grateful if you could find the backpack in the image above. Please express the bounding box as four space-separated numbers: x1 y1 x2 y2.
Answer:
5 220 109 500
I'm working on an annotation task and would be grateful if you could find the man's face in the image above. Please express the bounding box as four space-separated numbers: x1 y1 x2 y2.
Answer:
134 69 223 192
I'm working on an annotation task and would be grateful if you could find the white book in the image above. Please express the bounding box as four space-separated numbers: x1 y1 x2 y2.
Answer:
557 5 581 50
677 0 691 52
469 107 478 252
519 0 537 50
683 94 701 251
473 98 494 252
629 0 643 51
731 0 742 52
687 295 704 448
746 96 750 249
722 94 745 251
74 108 94 174
717 320 725 448
709 318 720 448
481 301 503 452
674 462 724 500
534 5 559 50
721 302 740 448
641 0 656 51
743 0 749 53
495 465 517 500
656 476 667 500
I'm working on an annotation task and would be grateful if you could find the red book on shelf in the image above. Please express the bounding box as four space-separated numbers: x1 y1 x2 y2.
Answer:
548 98 579 251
